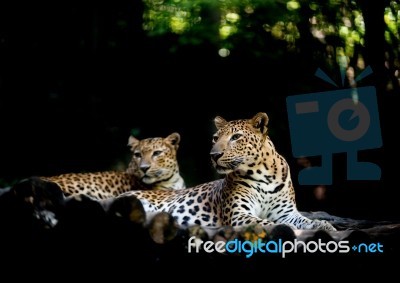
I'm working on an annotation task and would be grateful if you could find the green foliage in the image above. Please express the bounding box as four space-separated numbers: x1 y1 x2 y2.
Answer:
385 1 400 44
140 0 400 90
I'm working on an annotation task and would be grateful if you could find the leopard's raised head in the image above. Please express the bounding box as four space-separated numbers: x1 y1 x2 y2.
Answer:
211 112 273 175
127 132 185 190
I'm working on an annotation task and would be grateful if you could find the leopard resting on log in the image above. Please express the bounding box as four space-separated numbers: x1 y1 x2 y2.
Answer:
111 112 336 231
38 132 186 200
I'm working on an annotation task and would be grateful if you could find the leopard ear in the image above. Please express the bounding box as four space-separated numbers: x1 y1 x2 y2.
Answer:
128 136 140 150
165 132 180 150
214 116 227 130
251 112 269 135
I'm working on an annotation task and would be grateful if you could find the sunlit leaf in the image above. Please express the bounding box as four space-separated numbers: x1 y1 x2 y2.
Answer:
287 1 300 11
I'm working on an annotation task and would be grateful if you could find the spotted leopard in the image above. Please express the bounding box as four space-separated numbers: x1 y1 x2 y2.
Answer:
114 113 336 231
40 132 186 200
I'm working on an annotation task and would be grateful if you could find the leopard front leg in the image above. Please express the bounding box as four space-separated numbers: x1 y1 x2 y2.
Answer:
307 219 337 231
228 213 297 230
278 211 337 231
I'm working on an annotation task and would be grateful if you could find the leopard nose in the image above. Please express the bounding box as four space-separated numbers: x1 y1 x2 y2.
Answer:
210 152 223 162
140 164 150 173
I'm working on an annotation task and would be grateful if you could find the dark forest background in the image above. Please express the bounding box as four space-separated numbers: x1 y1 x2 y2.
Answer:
0 0 399 222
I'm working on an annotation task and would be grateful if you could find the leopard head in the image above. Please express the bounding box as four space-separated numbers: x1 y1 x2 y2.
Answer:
126 133 181 185
210 112 272 174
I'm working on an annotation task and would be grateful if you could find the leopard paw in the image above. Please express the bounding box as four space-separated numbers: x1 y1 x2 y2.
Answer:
313 219 337 231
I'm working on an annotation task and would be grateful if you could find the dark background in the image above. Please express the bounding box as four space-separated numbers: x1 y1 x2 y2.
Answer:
0 1 398 222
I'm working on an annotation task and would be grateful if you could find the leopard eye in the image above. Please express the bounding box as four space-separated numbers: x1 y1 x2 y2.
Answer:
231 133 241 141
153 150 162 157
212 135 219 143
134 152 142 158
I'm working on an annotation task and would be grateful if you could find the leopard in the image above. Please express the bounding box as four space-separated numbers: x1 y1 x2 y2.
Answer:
113 112 336 231
40 132 186 200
